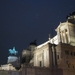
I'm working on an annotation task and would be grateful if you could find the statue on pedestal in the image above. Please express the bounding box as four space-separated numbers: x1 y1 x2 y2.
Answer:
9 47 18 55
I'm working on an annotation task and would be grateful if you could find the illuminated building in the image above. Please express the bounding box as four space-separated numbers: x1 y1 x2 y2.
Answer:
0 64 16 71
21 12 75 75
0 64 20 75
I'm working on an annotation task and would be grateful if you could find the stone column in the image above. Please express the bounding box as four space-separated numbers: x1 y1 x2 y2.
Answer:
34 54 37 66
64 29 67 43
57 27 62 43
42 50 44 67
52 46 55 66
34 54 36 66
61 31 63 43
52 45 57 67
48 43 53 68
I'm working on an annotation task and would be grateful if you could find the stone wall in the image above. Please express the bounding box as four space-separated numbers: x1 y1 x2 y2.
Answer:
0 70 20 75
63 68 75 75
21 65 63 75
0 70 8 75
21 64 75 75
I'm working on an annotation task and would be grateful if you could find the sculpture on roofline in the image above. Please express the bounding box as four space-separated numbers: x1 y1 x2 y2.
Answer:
30 39 37 46
9 47 18 55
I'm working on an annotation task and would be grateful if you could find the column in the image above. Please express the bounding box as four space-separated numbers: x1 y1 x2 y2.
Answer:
61 31 63 43
52 45 57 66
64 29 67 43
42 52 44 67
57 27 62 43
49 43 53 68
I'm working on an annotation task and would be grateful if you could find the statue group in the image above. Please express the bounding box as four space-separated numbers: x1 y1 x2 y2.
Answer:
9 47 18 55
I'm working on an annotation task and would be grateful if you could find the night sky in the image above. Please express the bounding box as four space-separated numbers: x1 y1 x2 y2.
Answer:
0 0 75 65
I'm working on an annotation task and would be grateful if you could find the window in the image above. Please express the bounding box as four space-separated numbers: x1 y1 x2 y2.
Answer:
65 50 69 55
57 55 59 59
70 51 73 55
74 52 75 56
73 66 74 68
68 64 70 68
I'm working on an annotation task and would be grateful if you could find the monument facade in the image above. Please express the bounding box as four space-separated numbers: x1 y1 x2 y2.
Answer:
21 12 75 75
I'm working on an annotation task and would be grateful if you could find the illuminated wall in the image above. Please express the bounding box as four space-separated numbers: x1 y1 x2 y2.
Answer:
55 21 75 46
34 43 50 67
7 56 18 63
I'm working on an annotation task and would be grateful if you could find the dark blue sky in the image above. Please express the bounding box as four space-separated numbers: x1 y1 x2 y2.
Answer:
0 0 75 65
